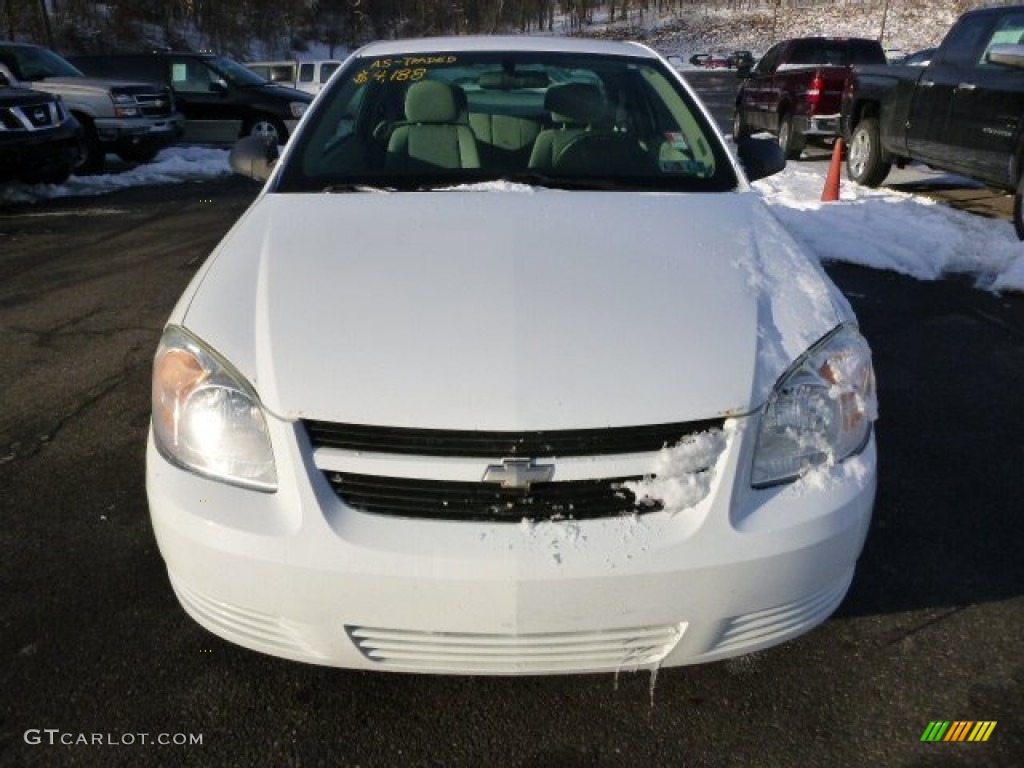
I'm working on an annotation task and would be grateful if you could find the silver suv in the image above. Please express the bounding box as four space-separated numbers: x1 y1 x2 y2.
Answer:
0 41 184 173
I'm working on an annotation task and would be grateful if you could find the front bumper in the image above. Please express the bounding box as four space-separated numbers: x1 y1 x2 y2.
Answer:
0 123 80 182
147 416 876 675
94 113 184 152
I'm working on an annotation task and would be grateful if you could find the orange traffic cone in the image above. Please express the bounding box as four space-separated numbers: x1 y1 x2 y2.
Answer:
821 138 844 202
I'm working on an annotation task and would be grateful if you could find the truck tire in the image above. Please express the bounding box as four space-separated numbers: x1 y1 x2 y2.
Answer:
243 116 286 146
23 162 72 185
72 116 105 175
778 113 805 160
846 117 891 187
732 108 750 141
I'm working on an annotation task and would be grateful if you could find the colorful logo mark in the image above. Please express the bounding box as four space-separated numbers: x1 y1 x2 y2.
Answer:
921 721 997 742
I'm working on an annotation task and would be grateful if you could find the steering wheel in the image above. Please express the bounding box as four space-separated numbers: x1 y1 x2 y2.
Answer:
554 131 651 173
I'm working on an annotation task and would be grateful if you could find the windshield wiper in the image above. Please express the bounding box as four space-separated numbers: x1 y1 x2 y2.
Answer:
496 171 645 191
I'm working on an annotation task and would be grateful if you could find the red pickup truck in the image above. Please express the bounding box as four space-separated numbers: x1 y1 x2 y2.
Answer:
732 36 887 159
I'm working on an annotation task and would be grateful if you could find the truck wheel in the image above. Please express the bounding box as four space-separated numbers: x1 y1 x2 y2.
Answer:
72 116 105 175
778 114 805 160
846 117 891 187
244 116 286 146
23 163 72 185
1014 176 1024 240
732 109 750 141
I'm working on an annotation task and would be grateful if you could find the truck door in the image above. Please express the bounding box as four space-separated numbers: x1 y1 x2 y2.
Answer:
743 42 785 132
950 11 1024 186
907 12 995 167
169 56 241 143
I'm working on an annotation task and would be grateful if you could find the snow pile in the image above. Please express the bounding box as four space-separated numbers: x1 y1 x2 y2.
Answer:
0 146 231 205
753 161 1024 292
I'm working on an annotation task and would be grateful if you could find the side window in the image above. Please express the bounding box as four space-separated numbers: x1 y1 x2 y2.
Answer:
299 63 314 83
979 13 1024 66
320 62 340 83
934 15 993 67
171 58 216 92
754 43 783 75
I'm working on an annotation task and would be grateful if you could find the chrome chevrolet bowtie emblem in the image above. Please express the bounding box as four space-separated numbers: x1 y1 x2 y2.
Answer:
482 459 555 489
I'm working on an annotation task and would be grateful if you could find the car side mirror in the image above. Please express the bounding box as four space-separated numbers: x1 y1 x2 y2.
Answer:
230 136 278 182
209 79 228 95
736 137 786 182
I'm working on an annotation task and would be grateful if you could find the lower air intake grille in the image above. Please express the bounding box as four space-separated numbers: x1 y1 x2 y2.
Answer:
325 472 659 522
346 624 686 674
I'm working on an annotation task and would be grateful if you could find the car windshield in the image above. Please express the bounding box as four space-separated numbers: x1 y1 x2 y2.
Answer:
0 45 84 80
276 48 737 193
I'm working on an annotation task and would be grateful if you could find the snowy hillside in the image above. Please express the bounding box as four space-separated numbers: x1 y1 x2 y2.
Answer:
576 1 969 62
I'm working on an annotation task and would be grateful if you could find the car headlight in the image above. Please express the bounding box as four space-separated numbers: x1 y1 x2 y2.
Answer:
111 92 140 118
752 324 877 487
289 101 308 118
151 326 277 492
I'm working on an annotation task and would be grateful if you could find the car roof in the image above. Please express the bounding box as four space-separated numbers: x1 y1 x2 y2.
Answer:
354 35 659 59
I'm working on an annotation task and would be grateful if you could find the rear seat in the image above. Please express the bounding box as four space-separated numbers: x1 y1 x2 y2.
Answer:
467 113 541 170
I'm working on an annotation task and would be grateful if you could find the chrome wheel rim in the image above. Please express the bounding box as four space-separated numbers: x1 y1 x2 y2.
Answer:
849 130 870 178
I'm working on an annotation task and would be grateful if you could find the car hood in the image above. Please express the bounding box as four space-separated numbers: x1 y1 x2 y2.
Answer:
179 189 851 430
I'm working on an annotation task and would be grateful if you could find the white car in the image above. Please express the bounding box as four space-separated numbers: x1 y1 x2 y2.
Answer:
148 36 878 675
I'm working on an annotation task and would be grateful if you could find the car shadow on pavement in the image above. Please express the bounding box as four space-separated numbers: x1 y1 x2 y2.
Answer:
824 263 1024 619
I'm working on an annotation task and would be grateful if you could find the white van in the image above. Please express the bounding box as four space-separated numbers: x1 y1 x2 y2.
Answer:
295 60 342 94
246 59 341 95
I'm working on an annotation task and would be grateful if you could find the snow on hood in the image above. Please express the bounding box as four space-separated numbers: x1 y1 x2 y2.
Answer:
180 188 849 430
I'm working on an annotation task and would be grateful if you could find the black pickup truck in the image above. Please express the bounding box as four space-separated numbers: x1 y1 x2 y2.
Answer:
841 5 1024 237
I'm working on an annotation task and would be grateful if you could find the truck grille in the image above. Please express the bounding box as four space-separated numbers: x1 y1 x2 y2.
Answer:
324 471 659 521
121 86 176 117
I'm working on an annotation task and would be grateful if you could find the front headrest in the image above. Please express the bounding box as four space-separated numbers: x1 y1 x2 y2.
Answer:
405 80 460 123
544 83 605 124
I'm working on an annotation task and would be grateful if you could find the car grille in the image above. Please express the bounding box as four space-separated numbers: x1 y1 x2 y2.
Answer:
306 419 724 522
304 418 725 458
324 471 659 521
0 101 62 131
345 623 686 674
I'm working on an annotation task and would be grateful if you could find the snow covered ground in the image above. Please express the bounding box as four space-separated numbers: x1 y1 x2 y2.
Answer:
3 141 1021 293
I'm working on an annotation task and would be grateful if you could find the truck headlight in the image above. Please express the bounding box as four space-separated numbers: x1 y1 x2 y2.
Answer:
111 92 140 117
752 324 877 487
152 326 277 491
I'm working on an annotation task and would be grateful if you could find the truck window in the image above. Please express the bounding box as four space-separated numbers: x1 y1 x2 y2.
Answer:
979 13 1024 66
299 63 314 83
754 43 783 75
933 14 992 67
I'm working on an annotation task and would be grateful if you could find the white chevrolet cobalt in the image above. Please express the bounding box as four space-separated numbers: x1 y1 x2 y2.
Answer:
147 37 878 674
